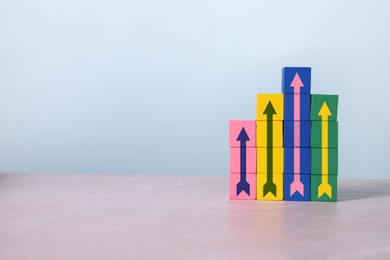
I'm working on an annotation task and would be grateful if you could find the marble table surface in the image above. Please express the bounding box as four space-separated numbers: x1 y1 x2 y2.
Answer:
1 173 389 259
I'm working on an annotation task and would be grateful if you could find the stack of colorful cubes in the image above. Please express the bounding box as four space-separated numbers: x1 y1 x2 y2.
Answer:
229 67 339 202
283 68 311 201
310 94 339 201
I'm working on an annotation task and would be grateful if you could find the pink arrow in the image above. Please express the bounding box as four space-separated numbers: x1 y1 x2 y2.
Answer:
290 73 304 196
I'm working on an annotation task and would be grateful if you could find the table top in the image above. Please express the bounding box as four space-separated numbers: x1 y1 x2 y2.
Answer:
1 173 389 259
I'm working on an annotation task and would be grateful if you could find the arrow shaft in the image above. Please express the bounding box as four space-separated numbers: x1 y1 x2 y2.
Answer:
321 117 329 187
293 147 301 181
240 141 247 182
294 93 300 121
293 120 301 149
266 114 273 183
321 170 329 184
293 94 301 178
322 147 328 175
322 119 329 148
293 120 301 173
293 92 301 147
322 119 329 175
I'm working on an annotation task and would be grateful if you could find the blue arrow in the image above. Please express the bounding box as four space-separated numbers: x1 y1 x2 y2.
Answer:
236 127 250 196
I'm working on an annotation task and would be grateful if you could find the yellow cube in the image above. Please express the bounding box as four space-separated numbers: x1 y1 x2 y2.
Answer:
257 173 283 200
256 94 284 121
256 147 284 174
256 121 283 147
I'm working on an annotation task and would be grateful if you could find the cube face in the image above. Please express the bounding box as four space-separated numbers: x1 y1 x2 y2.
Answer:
256 148 284 174
284 120 311 148
256 94 284 121
256 121 283 148
284 148 311 174
282 67 311 94
311 121 338 148
311 148 338 175
229 120 256 147
284 94 311 121
311 174 337 202
256 173 283 200
230 148 257 174
310 95 339 121
230 173 256 200
284 174 311 201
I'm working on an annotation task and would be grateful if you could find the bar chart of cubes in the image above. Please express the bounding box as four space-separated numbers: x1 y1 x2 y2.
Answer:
229 67 339 202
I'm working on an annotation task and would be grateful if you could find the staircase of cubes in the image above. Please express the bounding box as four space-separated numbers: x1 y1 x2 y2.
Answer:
229 67 339 202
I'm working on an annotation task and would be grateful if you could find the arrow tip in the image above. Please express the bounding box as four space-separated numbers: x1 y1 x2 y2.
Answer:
290 73 304 90
263 101 276 115
318 102 332 117
236 127 250 142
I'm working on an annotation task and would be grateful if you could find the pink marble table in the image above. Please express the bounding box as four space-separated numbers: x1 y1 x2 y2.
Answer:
1 173 389 259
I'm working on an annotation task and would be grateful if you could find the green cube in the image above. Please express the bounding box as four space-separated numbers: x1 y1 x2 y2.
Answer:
310 94 339 121
311 121 338 148
311 148 338 175
311 174 337 202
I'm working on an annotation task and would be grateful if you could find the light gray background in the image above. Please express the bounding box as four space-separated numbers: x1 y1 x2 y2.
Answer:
0 0 389 178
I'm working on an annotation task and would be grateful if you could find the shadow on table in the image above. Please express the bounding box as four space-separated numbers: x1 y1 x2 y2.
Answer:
338 181 390 202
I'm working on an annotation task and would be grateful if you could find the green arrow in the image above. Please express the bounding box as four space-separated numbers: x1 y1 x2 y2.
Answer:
263 101 277 197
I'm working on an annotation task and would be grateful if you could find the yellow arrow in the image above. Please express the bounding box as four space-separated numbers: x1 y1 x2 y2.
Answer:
317 102 332 198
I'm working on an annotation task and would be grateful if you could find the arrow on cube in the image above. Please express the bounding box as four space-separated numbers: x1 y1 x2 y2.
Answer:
317 102 332 198
263 101 277 197
236 127 250 196
290 73 305 196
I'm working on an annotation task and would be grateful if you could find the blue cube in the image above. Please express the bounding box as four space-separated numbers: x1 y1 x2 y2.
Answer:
284 174 311 201
284 94 311 121
282 67 311 94
284 147 311 173
284 120 311 148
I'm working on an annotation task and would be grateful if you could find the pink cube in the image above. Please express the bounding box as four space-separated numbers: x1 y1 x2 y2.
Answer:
230 173 256 200
230 147 256 174
229 120 256 147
